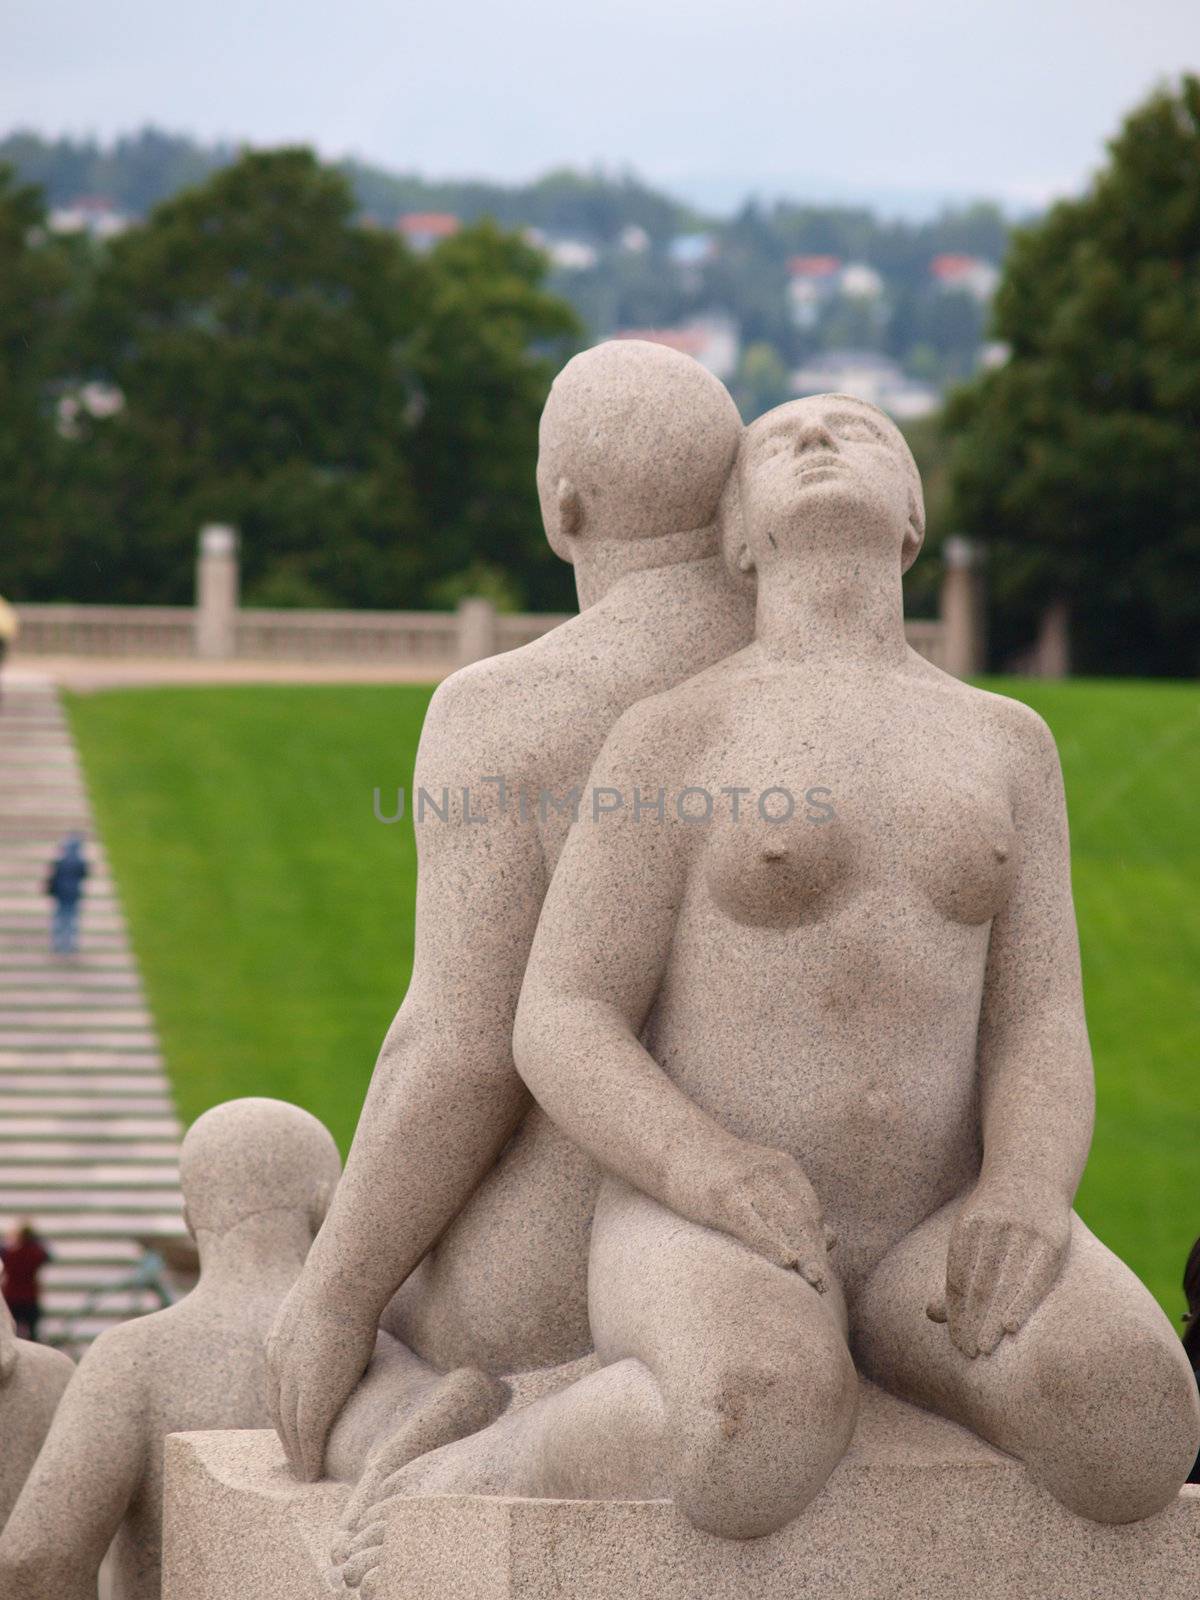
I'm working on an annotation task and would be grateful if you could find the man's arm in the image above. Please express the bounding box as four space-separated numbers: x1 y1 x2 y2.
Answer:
515 702 831 1284
936 703 1093 1358
0 1335 144 1600
268 670 550 1480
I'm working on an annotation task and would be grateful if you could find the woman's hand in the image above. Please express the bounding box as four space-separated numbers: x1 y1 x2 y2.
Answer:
927 1175 1071 1358
673 1138 834 1289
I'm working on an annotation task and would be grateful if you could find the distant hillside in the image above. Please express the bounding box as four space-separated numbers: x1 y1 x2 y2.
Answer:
1 127 1016 410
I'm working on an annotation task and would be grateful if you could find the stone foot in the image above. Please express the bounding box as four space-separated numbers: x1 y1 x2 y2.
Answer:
330 1366 509 1591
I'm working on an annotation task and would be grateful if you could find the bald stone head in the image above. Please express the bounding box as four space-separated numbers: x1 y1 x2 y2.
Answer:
180 1098 341 1240
537 340 742 561
0 1300 16 1385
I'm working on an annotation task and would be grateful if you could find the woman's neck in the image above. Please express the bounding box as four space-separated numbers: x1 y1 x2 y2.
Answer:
754 547 907 669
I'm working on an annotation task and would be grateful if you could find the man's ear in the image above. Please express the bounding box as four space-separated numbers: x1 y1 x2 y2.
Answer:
901 489 925 573
557 477 583 540
736 544 755 575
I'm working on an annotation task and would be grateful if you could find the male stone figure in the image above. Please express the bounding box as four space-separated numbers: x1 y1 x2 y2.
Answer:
336 395 1199 1551
0 1099 342 1599
0 1299 72 1528
267 341 755 1488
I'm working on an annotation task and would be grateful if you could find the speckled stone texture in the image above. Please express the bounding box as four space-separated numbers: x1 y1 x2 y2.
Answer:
266 341 755 1495
0 1099 341 1600
162 1394 1200 1599
0 1303 73 1527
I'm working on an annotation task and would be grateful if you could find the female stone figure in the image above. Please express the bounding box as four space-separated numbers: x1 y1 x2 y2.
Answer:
337 396 1199 1568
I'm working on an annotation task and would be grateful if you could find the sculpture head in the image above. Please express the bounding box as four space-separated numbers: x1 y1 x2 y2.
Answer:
0 1300 16 1384
180 1098 341 1243
537 340 741 595
1184 1233 1200 1361
723 394 924 581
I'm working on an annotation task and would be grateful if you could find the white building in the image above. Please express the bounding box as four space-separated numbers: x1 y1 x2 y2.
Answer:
613 312 740 382
790 350 938 421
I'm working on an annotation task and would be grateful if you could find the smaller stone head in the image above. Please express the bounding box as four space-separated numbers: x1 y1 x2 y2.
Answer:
179 1098 341 1241
536 339 742 559
0 1300 16 1384
722 393 924 579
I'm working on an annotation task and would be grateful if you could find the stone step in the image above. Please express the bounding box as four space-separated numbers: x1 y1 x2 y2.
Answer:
41 1288 166 1317
0 1073 173 1095
16 1213 184 1238
0 1007 153 1028
0 1091 175 1115
0 1031 157 1050
0 1162 179 1186
0 1115 180 1137
0 1049 163 1069
0 951 129 967
0 1187 183 1213
39 1237 146 1264
0 1139 180 1163
44 1261 175 1289
0 988 144 1007
0 972 138 990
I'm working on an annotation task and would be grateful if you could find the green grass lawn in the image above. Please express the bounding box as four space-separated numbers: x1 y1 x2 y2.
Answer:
65 677 1199 1317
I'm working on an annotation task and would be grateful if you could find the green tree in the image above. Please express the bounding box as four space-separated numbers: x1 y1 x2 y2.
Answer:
54 149 579 610
945 77 1200 676
0 166 73 598
733 341 790 421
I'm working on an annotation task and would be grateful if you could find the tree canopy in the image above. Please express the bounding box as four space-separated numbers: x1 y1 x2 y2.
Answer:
946 77 1200 676
1 148 581 612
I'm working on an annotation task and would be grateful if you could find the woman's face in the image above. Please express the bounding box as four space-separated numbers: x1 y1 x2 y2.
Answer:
737 395 917 567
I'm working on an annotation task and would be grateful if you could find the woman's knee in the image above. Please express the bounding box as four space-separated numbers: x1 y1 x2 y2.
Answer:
1021 1321 1200 1523
668 1324 858 1538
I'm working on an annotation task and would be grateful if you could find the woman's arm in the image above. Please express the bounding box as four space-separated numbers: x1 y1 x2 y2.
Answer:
515 698 830 1283
936 702 1093 1358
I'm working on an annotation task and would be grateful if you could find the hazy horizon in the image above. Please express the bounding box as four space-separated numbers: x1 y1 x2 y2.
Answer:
7 0 1199 219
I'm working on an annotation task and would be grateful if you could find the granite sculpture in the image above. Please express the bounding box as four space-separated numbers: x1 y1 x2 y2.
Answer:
0 1098 341 1599
0 1299 73 1529
317 395 1200 1588
265 341 757 1510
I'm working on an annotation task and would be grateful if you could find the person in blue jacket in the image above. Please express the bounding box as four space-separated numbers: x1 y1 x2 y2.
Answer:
46 834 89 955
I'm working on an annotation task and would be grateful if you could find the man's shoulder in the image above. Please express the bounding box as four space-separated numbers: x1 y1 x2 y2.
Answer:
419 630 593 777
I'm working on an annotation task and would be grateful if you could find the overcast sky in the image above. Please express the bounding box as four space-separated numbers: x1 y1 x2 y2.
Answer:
6 0 1200 214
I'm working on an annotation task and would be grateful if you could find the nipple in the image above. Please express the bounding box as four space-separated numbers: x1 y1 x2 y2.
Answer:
993 843 1009 863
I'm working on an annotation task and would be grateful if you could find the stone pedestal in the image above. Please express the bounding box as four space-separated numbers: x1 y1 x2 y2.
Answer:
161 1386 1200 1600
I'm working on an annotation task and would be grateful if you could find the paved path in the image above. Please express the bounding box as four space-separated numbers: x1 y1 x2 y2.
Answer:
0 673 184 1348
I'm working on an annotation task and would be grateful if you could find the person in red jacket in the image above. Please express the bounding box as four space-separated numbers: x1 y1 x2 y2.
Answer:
1 1222 53 1343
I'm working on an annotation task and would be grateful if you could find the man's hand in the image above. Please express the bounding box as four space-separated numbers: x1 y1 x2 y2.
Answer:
266 1275 378 1482
675 1138 834 1289
928 1177 1071 1358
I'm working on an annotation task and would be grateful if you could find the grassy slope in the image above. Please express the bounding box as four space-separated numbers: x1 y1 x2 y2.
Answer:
66 686 431 1153
65 678 1199 1315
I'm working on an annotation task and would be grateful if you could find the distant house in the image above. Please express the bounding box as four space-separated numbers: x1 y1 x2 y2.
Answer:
48 196 130 239
613 312 740 381
619 224 650 254
839 262 885 300
668 232 717 267
929 253 999 301
787 255 842 328
525 229 598 272
790 350 938 421
397 212 460 253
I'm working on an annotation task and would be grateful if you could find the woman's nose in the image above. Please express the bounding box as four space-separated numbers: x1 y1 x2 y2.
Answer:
794 422 836 454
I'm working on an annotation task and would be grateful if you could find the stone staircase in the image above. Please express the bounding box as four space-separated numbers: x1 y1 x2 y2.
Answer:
0 672 184 1350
